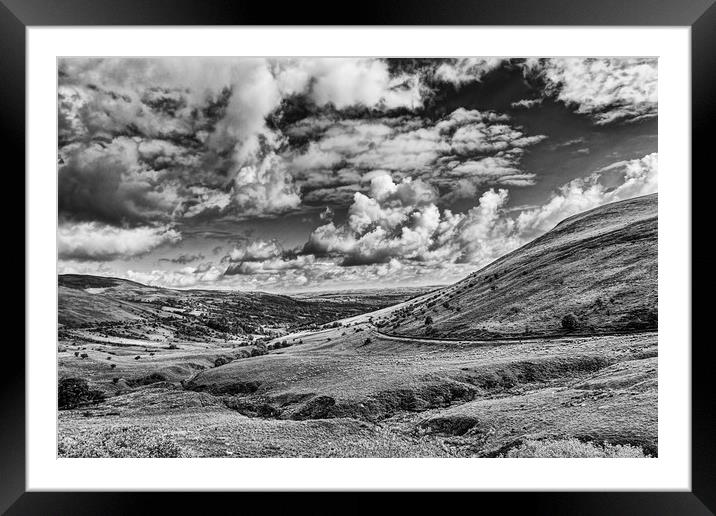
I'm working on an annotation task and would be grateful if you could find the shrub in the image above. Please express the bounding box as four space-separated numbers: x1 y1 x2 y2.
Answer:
214 356 230 367
561 313 580 331
110 364 117 369
58 427 183 458
74 351 79 357
80 353 88 359
250 343 268 357
58 378 105 409
364 338 372 345
167 344 179 350
425 316 433 325
502 438 650 458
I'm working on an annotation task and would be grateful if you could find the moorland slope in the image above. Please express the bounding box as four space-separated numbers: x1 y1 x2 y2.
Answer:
380 194 657 339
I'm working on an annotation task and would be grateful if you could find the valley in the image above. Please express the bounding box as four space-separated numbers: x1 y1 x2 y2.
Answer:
58 194 658 458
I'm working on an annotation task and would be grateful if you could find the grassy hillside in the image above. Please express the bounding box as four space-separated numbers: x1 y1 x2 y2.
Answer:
381 194 657 339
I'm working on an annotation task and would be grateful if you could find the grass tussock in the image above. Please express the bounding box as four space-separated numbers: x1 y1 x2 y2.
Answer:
58 426 183 458
502 438 651 458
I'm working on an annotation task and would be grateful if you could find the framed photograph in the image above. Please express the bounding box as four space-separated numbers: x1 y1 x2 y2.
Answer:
5 0 712 511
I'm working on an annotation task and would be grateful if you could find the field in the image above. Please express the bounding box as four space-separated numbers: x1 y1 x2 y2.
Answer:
58 195 658 458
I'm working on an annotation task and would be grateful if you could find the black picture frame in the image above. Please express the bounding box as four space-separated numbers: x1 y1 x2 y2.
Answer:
3 0 712 512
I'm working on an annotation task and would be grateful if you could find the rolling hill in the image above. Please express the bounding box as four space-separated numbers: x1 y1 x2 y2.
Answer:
58 274 434 341
378 193 657 339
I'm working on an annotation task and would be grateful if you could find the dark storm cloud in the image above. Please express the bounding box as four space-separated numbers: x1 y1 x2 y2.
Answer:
58 138 179 226
301 184 366 206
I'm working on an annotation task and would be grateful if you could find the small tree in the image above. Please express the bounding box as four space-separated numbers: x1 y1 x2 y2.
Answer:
561 313 580 331
250 343 268 357
425 315 433 325
58 378 105 409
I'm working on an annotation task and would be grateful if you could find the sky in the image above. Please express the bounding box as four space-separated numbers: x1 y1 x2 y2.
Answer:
57 57 658 292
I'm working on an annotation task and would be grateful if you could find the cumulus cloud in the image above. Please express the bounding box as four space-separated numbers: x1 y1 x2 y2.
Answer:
58 222 181 261
231 153 302 218
434 58 504 86
58 58 441 226
59 137 184 225
203 59 283 162
58 59 551 228
524 58 658 125
306 172 463 266
284 108 545 203
438 109 547 156
456 188 521 265
275 58 424 110
511 98 543 109
303 153 657 270
451 152 657 264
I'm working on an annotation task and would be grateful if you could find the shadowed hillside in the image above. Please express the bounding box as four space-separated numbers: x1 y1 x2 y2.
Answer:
380 194 657 339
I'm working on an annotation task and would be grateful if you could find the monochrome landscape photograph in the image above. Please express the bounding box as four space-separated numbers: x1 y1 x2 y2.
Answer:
57 57 658 458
